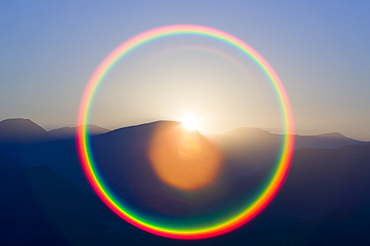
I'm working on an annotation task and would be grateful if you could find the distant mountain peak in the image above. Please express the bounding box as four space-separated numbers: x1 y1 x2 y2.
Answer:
1 118 33 124
0 118 52 142
316 132 347 139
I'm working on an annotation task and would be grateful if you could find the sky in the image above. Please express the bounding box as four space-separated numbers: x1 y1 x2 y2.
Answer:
1 1 370 140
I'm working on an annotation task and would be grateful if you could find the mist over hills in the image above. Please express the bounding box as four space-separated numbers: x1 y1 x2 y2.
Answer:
211 126 366 151
294 131 364 150
49 125 110 139
0 118 369 245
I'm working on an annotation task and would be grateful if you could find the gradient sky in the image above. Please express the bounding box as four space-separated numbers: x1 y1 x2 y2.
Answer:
1 1 370 140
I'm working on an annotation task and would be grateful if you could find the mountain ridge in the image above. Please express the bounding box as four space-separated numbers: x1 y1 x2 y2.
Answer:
0 118 369 245
0 118 53 143
1 118 366 148
49 125 110 139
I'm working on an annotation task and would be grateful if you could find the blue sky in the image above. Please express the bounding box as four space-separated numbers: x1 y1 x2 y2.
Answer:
1 1 370 140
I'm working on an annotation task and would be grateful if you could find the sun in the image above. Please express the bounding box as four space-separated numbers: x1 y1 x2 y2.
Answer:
181 116 199 131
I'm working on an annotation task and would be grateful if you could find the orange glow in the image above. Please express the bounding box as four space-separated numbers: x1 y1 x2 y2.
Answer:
148 122 223 191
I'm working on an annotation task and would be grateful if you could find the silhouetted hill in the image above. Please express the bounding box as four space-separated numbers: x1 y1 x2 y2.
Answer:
0 119 370 245
0 119 367 189
0 151 24 167
208 128 282 176
212 127 365 151
2 142 370 246
49 125 110 139
263 144 370 218
0 119 367 191
208 127 365 179
0 165 142 245
294 131 364 149
0 118 52 143
90 121 231 216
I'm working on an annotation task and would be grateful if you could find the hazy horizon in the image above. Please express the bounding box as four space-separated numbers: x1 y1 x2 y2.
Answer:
1 117 368 142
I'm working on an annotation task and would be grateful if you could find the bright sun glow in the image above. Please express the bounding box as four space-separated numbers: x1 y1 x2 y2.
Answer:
181 116 199 131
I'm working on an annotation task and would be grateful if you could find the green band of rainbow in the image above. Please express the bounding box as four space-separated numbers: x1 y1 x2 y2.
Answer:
76 24 295 240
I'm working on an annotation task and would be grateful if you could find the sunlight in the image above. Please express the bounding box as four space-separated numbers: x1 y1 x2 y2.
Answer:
181 115 199 131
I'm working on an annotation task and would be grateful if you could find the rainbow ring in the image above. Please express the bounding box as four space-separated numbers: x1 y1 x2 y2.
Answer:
76 24 295 240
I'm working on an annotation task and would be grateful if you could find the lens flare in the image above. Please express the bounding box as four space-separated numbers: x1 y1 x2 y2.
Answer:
148 123 223 191
76 24 295 240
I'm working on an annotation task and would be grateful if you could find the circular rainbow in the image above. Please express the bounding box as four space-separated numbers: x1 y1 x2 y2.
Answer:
76 24 295 240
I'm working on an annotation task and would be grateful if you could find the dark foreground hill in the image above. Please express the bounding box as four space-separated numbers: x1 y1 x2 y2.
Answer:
0 118 369 245
271 144 370 217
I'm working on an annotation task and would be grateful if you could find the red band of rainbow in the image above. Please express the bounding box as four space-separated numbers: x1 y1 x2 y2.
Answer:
76 24 295 240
